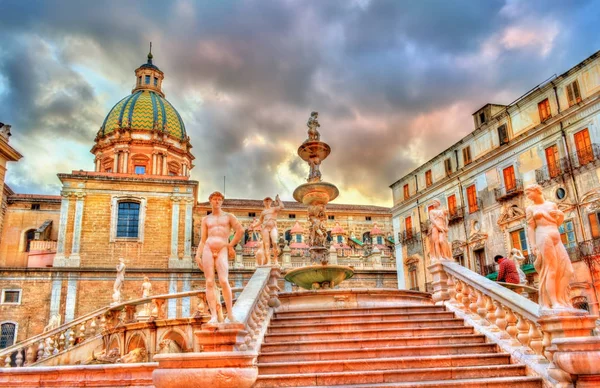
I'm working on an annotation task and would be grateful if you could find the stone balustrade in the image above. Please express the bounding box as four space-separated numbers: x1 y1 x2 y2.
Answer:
0 288 241 368
429 260 600 386
28 240 58 252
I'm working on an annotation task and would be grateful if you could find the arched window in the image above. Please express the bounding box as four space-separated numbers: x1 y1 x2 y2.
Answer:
116 202 140 238
363 231 371 244
0 322 16 349
25 229 35 252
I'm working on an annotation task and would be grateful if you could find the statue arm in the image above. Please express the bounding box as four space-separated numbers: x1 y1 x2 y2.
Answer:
196 218 208 259
552 203 564 226
275 194 284 210
526 208 537 255
229 214 244 248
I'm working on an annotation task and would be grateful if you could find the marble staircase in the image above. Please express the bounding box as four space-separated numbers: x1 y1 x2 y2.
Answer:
254 304 543 387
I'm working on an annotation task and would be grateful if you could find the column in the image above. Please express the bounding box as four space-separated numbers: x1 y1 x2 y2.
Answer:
162 153 167 175
183 197 193 262
168 274 177 319
122 151 129 174
393 216 406 289
181 274 191 318
113 152 119 172
152 153 157 175
69 192 85 266
53 193 71 267
65 273 79 322
94 158 100 172
49 274 62 320
168 196 182 268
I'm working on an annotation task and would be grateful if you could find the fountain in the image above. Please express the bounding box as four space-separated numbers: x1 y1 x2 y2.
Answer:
284 112 355 290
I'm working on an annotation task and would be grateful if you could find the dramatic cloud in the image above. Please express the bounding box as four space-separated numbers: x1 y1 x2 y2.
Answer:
0 0 599 205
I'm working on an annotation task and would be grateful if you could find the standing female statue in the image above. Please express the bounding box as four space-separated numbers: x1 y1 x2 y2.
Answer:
428 199 452 261
525 184 574 310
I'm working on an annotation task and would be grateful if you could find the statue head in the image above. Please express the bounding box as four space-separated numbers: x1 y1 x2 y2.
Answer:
311 111 318 117
525 184 543 201
119 257 125 263
263 196 273 204
143 276 150 282
431 199 441 208
209 191 225 201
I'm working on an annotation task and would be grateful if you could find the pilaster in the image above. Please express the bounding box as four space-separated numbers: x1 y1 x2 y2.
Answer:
52 192 71 266
68 192 86 266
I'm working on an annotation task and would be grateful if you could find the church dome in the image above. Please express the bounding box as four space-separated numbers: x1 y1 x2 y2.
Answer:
99 90 186 140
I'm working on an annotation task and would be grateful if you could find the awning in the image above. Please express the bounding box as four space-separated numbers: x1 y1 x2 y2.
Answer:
349 237 364 246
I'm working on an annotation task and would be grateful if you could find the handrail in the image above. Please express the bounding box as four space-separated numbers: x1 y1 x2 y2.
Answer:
1 287 242 367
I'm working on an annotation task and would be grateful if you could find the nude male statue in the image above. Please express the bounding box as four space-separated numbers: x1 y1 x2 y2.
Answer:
252 195 284 265
195 191 244 324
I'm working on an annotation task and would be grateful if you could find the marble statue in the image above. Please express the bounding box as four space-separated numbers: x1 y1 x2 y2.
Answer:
428 199 452 261
112 258 126 304
43 313 62 332
252 195 284 265
308 154 322 182
306 111 320 142
195 191 244 324
509 248 528 285
141 276 152 298
308 204 327 249
254 236 267 266
0 123 11 141
525 184 574 310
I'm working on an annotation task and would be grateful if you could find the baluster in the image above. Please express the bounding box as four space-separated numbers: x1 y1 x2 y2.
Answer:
485 296 497 331
16 349 23 367
447 276 456 303
461 283 471 312
515 313 532 352
476 290 488 326
4 355 10 368
454 280 463 306
25 345 34 366
58 332 66 351
89 319 97 337
43 338 52 358
68 330 75 348
505 308 519 346
52 337 59 355
37 341 44 361
494 301 507 334
100 315 107 331
78 323 86 342
528 320 544 356
468 286 478 317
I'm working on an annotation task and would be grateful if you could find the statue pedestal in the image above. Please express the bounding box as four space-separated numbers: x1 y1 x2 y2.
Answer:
153 351 257 388
427 261 449 304
194 322 247 352
551 336 600 387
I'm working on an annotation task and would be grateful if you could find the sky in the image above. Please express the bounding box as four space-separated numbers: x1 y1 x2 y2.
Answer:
0 0 599 206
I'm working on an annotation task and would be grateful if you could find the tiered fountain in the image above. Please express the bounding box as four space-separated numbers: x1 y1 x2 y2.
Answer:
284 112 354 290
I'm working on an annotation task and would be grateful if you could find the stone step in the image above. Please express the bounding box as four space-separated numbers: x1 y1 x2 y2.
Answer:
252 364 528 387
258 342 498 363
263 325 474 343
289 376 543 388
271 311 456 325
268 318 465 334
258 353 511 375
261 333 487 353
274 305 445 319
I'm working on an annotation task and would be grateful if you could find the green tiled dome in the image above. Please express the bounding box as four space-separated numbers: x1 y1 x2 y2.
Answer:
99 90 186 140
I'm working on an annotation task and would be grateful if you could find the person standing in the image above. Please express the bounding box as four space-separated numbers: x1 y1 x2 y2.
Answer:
495 254 520 284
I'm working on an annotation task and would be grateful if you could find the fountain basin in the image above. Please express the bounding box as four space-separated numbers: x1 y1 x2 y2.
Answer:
293 182 339 205
298 141 331 162
284 264 354 290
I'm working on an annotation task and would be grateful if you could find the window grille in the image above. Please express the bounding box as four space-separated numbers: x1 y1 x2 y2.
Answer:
116 202 140 238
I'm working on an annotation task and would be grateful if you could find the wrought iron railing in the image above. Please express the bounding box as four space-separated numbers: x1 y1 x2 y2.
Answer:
577 238 600 267
420 220 431 234
570 144 600 170
534 157 572 186
448 206 464 224
494 179 523 201
399 229 421 246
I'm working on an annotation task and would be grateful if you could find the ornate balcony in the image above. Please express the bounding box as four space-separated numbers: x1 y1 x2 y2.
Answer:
494 179 523 202
534 157 572 186
570 144 600 170
420 220 431 234
577 238 600 266
448 206 464 224
398 229 421 246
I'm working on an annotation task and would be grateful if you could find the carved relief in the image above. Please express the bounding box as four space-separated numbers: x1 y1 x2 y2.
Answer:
467 220 487 249
497 203 525 227
451 240 466 257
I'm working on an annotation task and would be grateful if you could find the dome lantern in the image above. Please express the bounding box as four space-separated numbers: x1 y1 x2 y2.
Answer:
132 42 165 97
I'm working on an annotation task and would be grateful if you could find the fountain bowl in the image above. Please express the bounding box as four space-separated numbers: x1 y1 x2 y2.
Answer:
293 182 339 205
284 264 354 290
298 141 331 162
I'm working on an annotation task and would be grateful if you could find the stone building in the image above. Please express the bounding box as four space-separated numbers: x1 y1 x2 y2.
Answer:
391 49 600 315
0 51 395 348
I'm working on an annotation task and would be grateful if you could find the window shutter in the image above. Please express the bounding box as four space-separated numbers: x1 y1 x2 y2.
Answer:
567 83 575 107
589 213 600 239
573 80 581 102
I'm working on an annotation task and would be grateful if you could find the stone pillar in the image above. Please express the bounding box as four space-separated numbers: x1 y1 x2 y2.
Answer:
53 193 70 266
392 216 406 289
94 158 100 172
427 261 449 304
65 273 79 322
162 153 168 175
68 192 85 266
329 245 338 265
234 244 243 269
371 246 383 269
183 198 194 261
122 151 129 174
113 152 119 172
49 274 62 320
152 153 157 175
168 274 177 319
168 196 182 268
282 245 291 269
